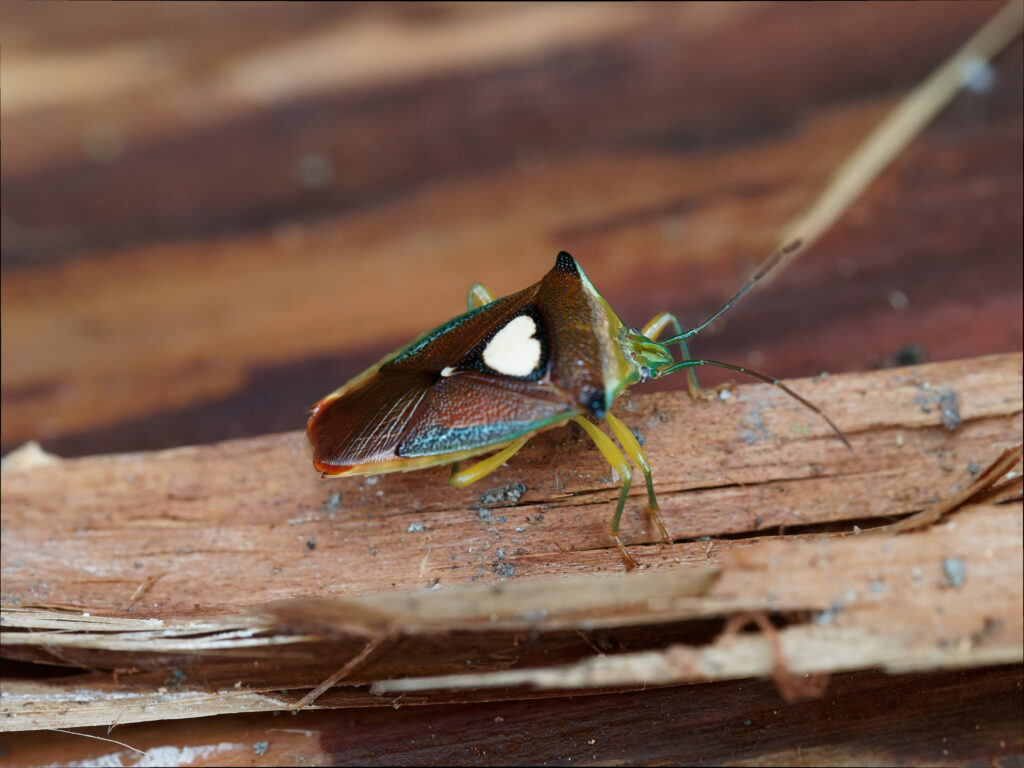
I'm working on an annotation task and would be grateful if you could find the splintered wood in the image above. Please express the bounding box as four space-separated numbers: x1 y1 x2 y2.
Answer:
1 353 1022 731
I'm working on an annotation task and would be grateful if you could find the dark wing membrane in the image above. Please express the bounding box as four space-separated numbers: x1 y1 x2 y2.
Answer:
308 365 574 472
385 287 539 374
309 369 431 472
398 371 574 457
309 267 577 472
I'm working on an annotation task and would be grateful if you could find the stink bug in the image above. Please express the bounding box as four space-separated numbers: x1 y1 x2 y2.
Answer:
307 243 849 569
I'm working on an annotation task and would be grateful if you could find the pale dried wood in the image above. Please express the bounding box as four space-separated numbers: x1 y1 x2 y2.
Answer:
1 353 1021 732
374 502 1022 695
2 353 1020 613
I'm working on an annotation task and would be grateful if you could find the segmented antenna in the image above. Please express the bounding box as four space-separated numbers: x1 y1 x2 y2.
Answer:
662 357 851 450
658 238 850 449
662 238 801 346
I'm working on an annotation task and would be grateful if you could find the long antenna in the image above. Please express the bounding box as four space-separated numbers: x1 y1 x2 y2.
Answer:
662 358 851 450
662 239 801 345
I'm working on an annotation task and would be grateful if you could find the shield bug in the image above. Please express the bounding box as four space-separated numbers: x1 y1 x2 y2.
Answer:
307 242 849 569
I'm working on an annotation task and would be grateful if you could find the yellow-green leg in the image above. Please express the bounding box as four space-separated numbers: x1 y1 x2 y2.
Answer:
571 416 638 569
449 284 515 488
643 312 732 400
449 439 528 488
467 283 494 311
605 412 671 545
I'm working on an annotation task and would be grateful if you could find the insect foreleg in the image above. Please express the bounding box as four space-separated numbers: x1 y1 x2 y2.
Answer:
605 412 672 545
642 312 702 398
643 311 736 401
449 438 528 488
571 416 638 569
467 283 495 311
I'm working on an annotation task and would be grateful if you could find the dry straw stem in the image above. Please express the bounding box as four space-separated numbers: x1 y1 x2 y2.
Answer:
770 0 1024 275
869 442 1023 535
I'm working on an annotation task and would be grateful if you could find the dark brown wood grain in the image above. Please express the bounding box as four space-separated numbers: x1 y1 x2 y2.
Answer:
1 667 1021 767
2 3 1021 459
1 3 1022 766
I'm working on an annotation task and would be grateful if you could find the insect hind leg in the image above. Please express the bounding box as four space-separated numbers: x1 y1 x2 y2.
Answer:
571 416 639 569
605 412 672 546
467 283 494 311
449 439 528 488
642 312 732 400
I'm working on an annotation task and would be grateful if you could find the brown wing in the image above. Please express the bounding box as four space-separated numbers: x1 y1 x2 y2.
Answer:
396 371 574 457
308 369 433 473
309 368 574 475
308 275 578 475
308 251 628 475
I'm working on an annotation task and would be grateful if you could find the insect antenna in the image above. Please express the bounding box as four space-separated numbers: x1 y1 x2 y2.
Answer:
662 238 802 345
654 238 849 448
662 357 852 450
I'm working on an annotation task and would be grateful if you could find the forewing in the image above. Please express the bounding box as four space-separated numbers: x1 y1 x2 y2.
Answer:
398 372 574 457
385 288 538 374
309 369 432 473
309 260 596 473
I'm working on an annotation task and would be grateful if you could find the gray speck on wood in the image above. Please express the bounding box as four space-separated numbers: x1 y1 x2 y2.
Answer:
739 403 770 445
942 556 967 588
478 482 527 507
938 389 961 431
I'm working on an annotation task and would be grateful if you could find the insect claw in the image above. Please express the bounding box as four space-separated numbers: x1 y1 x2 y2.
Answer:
702 380 736 401
651 512 673 546
613 534 640 570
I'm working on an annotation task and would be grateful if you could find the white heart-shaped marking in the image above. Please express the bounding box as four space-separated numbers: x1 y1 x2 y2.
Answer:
483 314 541 377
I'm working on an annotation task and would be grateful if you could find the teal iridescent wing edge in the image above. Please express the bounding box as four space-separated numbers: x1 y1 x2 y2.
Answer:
308 278 578 472
396 370 576 457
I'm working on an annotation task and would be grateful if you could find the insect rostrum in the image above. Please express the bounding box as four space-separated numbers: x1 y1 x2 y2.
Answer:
307 249 847 569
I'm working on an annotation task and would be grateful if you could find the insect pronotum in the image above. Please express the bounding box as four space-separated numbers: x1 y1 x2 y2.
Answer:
306 2 1021 569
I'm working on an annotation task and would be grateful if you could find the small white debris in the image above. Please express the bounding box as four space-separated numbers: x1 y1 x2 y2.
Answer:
888 289 909 311
960 56 996 93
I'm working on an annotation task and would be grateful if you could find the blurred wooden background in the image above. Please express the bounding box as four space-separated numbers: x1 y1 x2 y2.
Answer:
2 2 1020 459
1 2 1022 766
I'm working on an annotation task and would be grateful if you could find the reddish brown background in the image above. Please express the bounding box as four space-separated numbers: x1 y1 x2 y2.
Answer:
2 2 1020 461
